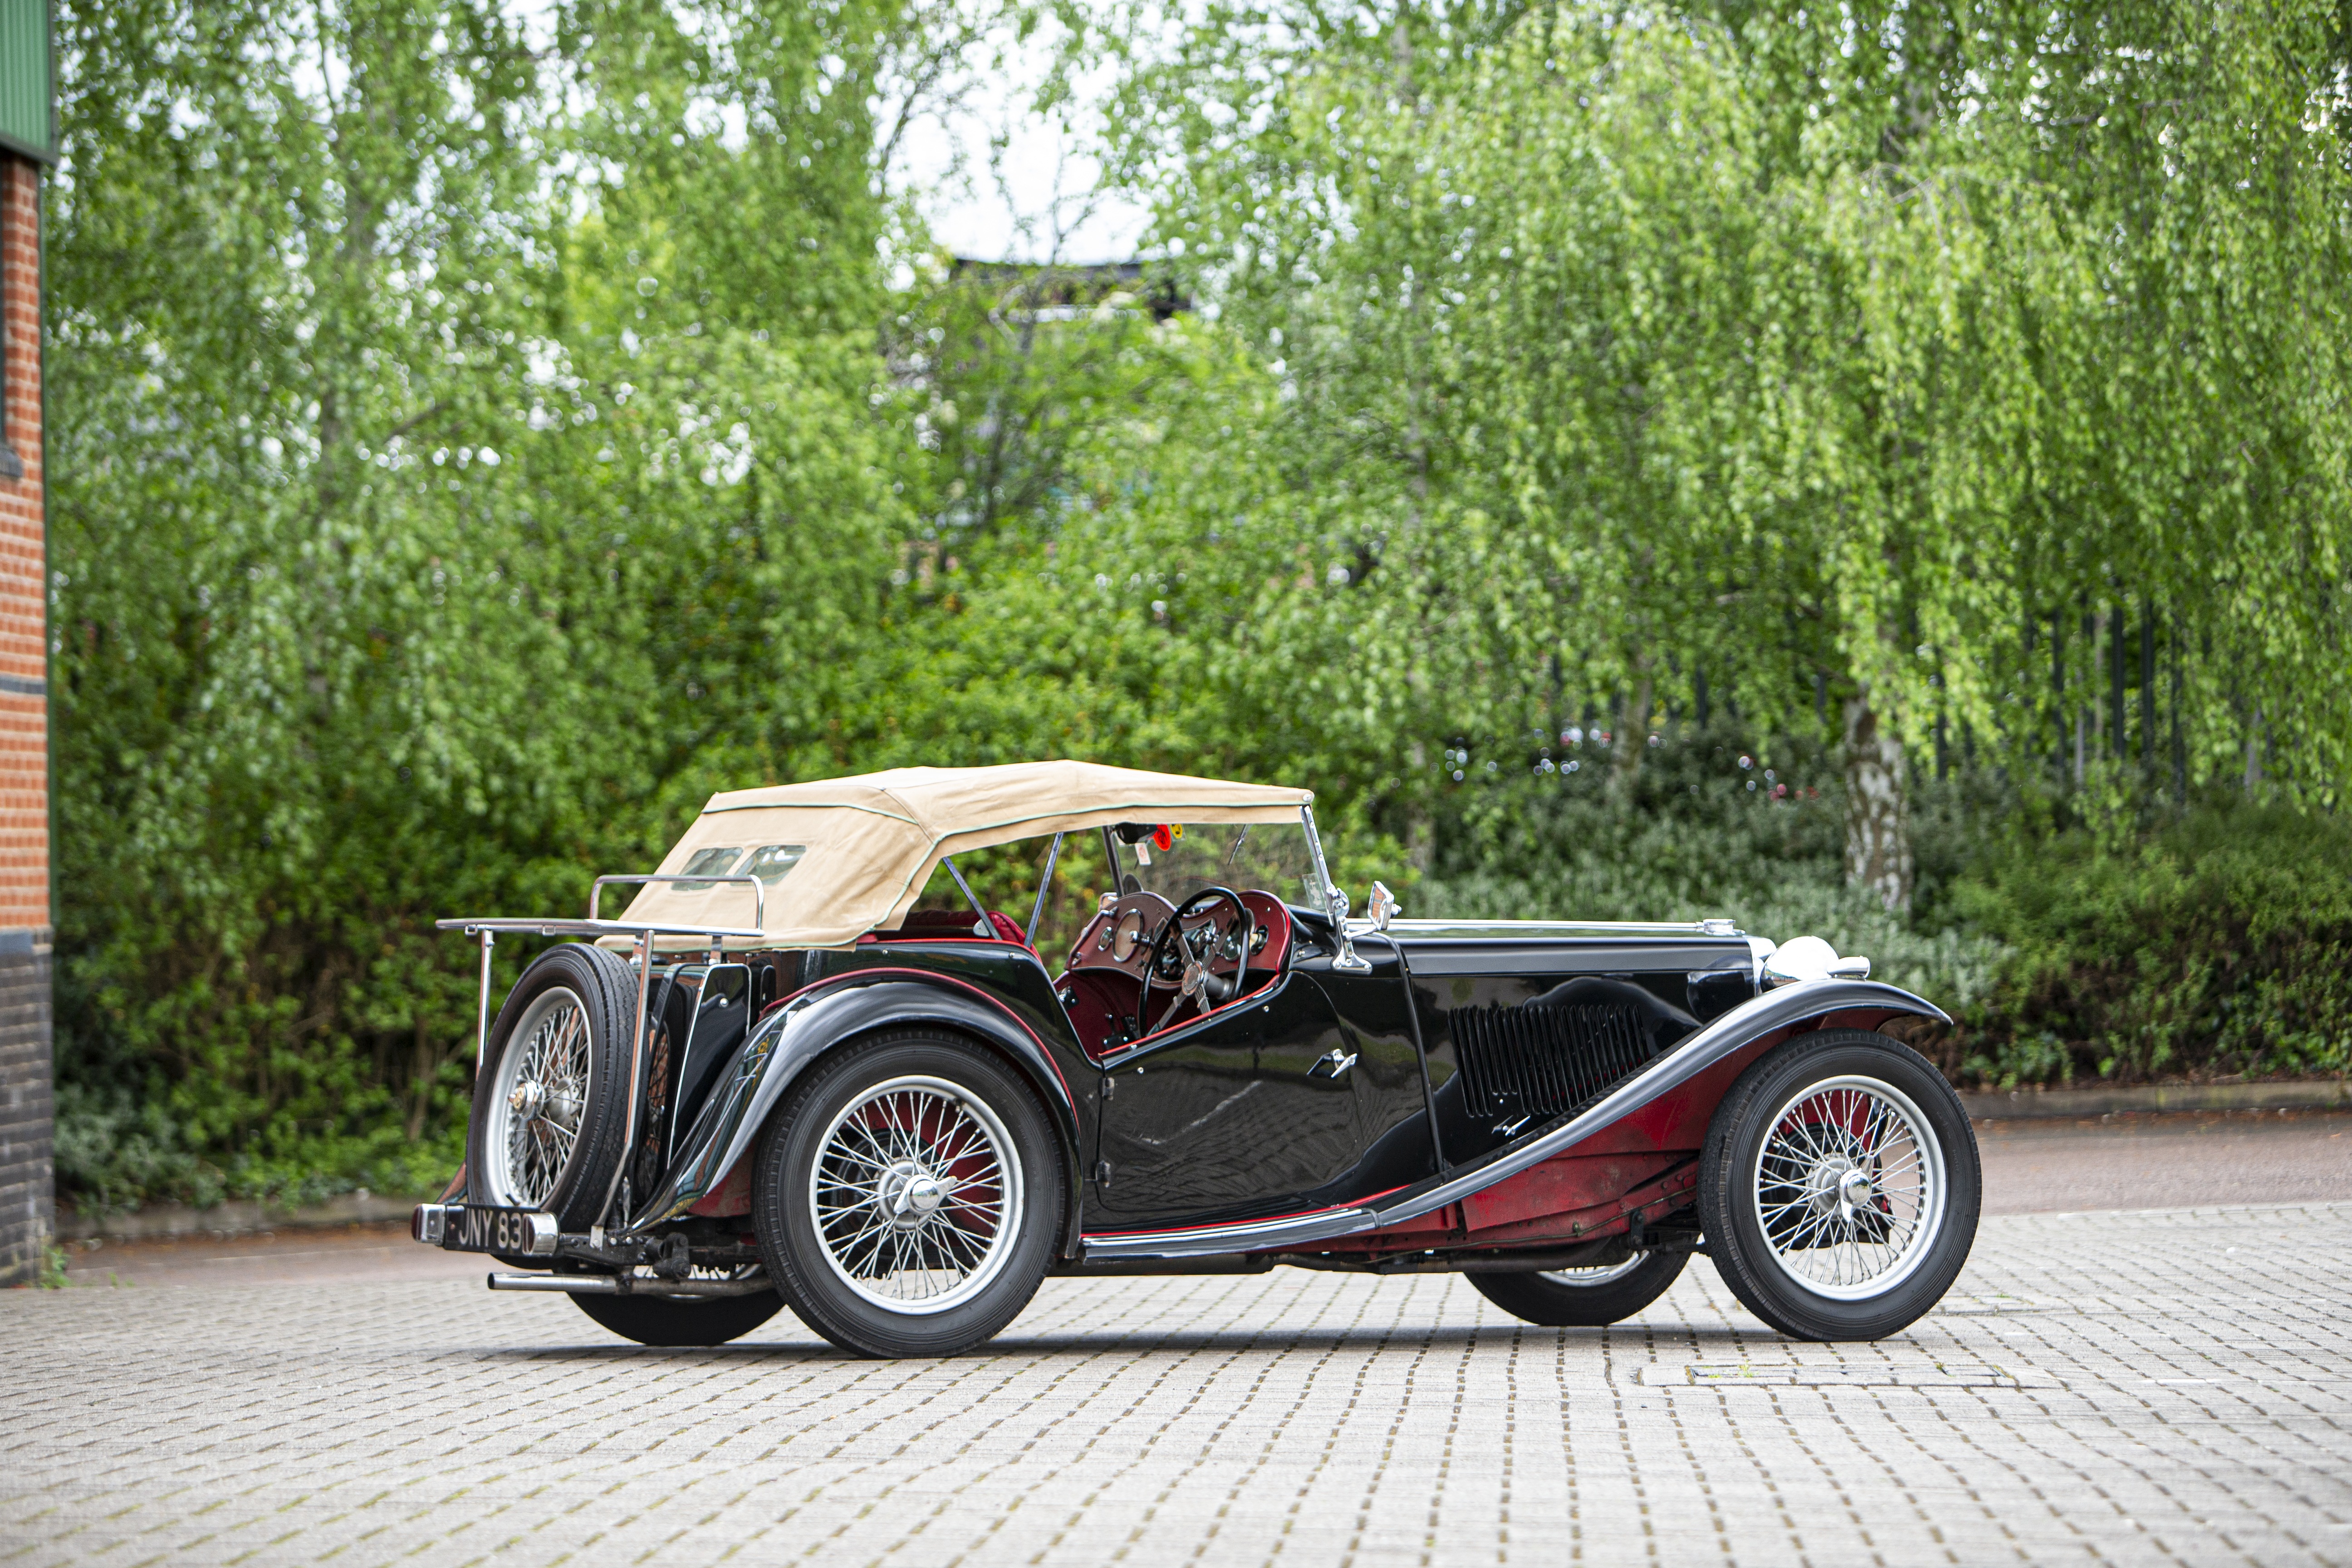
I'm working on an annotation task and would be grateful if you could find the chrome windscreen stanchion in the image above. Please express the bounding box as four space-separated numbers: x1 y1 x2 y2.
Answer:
1299 804 1369 971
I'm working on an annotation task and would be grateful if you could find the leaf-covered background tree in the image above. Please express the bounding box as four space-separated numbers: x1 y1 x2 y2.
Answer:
48 0 2352 1210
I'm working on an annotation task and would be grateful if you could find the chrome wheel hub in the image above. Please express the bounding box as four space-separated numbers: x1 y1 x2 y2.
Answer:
1789 1157 1880 1228
881 1163 948 1223
810 1075 1023 1315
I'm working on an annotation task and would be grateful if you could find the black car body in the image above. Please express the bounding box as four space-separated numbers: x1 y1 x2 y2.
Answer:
416 763 1977 1356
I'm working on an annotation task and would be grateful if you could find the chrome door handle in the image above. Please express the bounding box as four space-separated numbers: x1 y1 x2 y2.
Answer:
1308 1049 1358 1080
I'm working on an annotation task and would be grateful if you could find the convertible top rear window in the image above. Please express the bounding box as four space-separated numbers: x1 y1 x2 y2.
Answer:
740 844 807 885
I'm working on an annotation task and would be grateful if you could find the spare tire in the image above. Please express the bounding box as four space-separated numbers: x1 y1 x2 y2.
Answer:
467 942 642 1233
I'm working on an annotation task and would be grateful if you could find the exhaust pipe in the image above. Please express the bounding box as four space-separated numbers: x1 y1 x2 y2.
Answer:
486 1271 771 1298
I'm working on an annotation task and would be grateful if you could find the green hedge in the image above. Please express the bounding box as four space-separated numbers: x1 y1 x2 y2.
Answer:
1950 804 2352 1088
1413 727 2348 1092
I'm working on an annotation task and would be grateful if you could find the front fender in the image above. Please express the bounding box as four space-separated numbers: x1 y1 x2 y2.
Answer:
1080 976 1951 1259
1356 976 1950 1226
632 974 1085 1245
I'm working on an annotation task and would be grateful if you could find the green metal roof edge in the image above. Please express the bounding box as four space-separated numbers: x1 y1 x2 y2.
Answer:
0 131 56 167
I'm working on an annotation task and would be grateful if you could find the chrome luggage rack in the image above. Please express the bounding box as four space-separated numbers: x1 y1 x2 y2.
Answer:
435 872 770 1229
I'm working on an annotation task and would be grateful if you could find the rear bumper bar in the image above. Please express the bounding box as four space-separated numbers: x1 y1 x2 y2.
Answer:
411 1202 559 1257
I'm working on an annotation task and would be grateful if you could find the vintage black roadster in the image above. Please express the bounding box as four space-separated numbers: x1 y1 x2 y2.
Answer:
412 762 1979 1357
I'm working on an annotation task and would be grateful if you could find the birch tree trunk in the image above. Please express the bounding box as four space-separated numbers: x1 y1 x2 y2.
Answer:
1843 692 1913 912
1612 672 1654 792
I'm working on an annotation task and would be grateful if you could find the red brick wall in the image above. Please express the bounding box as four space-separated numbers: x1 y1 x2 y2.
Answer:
0 152 47 1284
0 154 42 934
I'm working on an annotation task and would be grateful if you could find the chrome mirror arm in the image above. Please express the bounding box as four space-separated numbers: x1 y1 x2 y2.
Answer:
1299 805 1370 972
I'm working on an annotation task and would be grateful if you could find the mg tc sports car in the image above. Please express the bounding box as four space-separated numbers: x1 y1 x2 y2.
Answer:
412 761 1980 1357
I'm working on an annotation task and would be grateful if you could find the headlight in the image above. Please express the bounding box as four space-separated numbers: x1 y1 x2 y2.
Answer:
1762 934 1871 986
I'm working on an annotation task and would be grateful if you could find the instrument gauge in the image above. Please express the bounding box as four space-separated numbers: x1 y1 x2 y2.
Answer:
1109 910 1148 963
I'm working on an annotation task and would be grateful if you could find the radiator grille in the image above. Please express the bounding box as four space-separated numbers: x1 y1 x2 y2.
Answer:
1450 1002 1656 1125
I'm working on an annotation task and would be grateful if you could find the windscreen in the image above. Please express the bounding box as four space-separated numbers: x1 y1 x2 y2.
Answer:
1104 819 1320 912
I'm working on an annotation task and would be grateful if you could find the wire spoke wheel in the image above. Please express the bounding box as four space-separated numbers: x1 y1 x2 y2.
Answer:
757 1033 1062 1357
808 1074 1023 1315
486 986 594 1209
1701 1031 1980 1341
466 943 634 1238
1751 1074 1945 1302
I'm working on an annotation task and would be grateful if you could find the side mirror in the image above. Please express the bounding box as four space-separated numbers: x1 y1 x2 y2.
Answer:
1367 881 1401 931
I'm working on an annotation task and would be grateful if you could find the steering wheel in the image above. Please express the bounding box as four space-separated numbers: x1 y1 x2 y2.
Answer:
1137 887 1258 1038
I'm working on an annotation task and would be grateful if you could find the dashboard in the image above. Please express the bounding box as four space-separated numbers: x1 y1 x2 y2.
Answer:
1055 889 1295 1058
1063 889 1292 984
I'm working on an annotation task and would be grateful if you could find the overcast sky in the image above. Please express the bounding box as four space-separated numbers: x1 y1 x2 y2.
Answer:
883 24 1154 265
497 2 1149 266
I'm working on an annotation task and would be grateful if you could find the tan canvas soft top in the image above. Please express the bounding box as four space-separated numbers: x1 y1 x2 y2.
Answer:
615 760 1314 949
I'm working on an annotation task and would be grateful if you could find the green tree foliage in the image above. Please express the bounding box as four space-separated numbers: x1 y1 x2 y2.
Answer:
1952 804 2352 1086
1102 0 2352 896
44 0 2352 1206
49 0 908 1205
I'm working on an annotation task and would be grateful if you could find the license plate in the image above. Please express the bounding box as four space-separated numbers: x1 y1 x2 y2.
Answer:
440 1205 558 1256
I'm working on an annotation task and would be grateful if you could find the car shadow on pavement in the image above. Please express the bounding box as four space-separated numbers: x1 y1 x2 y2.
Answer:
467 1320 1787 1361
974 1322 1788 1356
478 1342 841 1362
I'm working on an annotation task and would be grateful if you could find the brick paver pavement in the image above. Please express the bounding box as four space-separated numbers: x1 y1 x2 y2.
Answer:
5 1202 2349 1566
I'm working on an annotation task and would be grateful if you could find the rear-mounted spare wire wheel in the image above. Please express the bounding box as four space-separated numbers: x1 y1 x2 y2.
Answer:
468 943 639 1240
469 942 784 1344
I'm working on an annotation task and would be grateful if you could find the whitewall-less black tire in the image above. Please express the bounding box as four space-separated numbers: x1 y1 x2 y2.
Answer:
751 1032 1063 1358
569 1286 784 1348
466 942 640 1236
1698 1029 1980 1340
1469 1250 1688 1327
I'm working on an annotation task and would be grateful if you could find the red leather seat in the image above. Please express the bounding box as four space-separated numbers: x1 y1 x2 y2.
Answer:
885 908 1033 949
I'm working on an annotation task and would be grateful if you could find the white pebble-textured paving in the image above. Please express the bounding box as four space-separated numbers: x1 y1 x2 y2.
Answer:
5 1204 2350 1566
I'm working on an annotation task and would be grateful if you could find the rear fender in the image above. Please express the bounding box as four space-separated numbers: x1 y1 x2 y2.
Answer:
631 974 1084 1247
